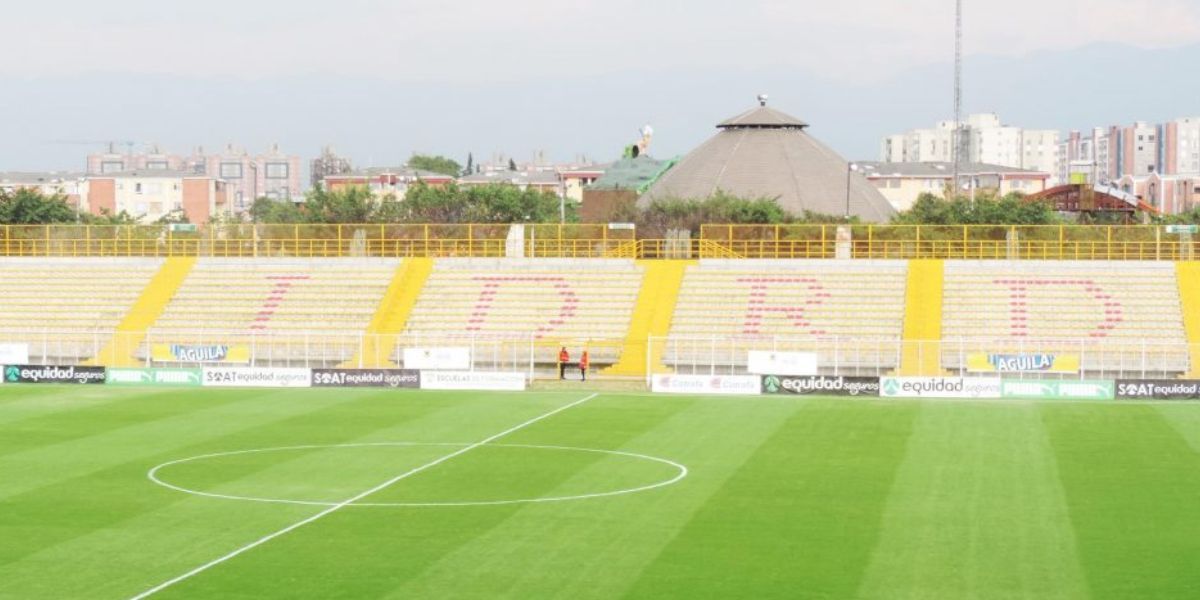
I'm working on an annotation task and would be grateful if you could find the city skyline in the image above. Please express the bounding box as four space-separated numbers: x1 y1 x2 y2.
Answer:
0 0 1199 171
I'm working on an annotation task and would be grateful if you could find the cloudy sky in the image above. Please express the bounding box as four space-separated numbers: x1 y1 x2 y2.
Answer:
2 0 1199 171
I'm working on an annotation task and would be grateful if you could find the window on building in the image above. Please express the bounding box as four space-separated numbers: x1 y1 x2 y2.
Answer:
135 182 143 194
265 163 289 179
101 161 124 174
219 163 243 179
145 161 169 170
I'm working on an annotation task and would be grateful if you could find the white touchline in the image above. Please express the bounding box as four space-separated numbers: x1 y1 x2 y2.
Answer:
129 393 600 600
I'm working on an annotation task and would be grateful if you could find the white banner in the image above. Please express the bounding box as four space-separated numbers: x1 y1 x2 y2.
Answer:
421 370 526 391
652 374 762 395
746 351 818 376
0 343 30 365
202 367 313 388
403 347 471 370
880 377 1001 399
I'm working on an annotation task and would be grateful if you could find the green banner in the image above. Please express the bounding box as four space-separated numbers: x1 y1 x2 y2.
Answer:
1000 379 1114 400
106 368 202 387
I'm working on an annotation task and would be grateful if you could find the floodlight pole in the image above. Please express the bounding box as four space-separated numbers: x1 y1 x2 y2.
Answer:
845 162 856 220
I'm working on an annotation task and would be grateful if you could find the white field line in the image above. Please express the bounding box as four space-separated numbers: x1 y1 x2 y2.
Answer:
129 393 600 600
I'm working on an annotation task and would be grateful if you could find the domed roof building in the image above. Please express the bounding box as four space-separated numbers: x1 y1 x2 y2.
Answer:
639 98 896 221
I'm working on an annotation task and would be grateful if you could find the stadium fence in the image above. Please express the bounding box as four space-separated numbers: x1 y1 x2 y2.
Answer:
1 328 1190 381
1 223 1198 260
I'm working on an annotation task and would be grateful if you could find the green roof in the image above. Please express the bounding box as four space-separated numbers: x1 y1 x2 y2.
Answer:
587 156 676 194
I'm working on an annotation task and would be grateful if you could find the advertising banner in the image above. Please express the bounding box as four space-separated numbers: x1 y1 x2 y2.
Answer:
106 368 202 387
1115 380 1200 400
1000 379 1115 400
201 367 312 388
761 375 879 396
880 377 1001 399
651 374 762 395
0 343 30 365
403 347 472 370
152 344 251 364
4 364 105 385
311 369 421 388
966 353 1080 374
420 371 526 391
746 351 818 376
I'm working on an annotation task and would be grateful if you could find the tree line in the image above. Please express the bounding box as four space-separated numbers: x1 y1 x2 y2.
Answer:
4 185 1195 229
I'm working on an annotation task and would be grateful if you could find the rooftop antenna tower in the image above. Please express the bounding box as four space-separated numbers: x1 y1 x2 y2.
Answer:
952 0 963 200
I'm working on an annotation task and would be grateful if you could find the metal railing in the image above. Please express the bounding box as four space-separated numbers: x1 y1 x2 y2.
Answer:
0 328 625 380
700 224 1199 260
649 335 1195 380
1 223 1197 260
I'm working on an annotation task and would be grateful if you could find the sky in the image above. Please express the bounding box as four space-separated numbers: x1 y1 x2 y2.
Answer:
1 0 1199 172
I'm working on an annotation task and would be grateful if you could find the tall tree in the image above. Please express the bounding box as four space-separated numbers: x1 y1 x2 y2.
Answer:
407 154 463 178
0 188 80 224
464 153 474 177
507 158 518 171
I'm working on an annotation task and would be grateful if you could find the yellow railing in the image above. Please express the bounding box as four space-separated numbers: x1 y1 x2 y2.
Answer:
701 224 1197 261
0 223 1196 260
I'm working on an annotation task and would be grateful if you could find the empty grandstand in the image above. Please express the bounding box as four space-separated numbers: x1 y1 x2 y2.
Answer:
941 260 1189 374
402 258 643 367
662 260 908 374
0 258 161 363
143 258 398 366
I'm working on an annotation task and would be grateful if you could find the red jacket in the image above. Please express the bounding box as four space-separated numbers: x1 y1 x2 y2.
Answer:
559 349 570 363
580 353 590 369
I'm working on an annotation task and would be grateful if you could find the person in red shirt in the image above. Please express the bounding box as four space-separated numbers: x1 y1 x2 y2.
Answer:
558 346 570 380
579 350 590 382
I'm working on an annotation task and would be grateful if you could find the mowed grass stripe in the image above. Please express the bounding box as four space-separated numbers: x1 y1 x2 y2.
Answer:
1043 403 1200 598
0 388 367 568
622 399 919 599
141 393 690 600
0 391 576 598
150 391 580 505
856 401 1088 599
387 395 804 600
0 388 568 595
0 387 253 458
0 385 163 428
0 388 345 502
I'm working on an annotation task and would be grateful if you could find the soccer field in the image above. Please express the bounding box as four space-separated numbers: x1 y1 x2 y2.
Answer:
3 387 1200 599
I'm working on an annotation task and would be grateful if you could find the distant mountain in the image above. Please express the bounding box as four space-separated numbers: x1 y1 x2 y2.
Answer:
0 43 1195 172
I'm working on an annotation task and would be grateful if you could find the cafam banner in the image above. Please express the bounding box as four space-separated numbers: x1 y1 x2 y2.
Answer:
651 375 762 395
746 351 818 376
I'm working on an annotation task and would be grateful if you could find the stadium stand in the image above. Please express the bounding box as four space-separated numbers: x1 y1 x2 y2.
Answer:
402 258 643 364
663 259 908 372
145 258 398 365
941 261 1189 372
0 258 162 363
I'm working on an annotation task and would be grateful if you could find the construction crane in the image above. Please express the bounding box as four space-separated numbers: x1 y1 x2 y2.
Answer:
47 140 139 154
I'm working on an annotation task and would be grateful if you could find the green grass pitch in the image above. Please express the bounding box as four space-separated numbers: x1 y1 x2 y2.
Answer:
3 386 1200 599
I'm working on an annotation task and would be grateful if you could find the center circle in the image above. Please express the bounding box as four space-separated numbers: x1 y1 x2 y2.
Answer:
148 442 688 507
